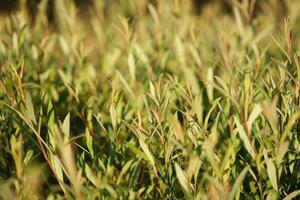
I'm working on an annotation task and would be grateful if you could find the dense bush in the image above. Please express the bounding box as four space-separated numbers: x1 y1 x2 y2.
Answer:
0 0 300 199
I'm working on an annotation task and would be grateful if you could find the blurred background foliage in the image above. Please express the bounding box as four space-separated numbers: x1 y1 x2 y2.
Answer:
0 0 300 199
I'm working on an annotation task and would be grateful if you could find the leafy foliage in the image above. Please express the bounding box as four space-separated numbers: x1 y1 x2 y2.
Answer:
0 0 300 199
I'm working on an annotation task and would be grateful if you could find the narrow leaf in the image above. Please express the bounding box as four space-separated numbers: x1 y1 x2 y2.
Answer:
264 150 278 191
139 138 157 176
234 116 256 159
128 53 136 81
283 190 300 200
25 92 37 125
62 113 70 139
175 163 194 194
229 166 249 200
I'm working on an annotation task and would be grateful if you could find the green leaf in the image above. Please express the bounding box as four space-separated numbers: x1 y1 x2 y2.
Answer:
116 70 135 98
215 76 229 92
128 142 148 161
85 164 100 187
139 138 157 177
234 116 256 159
247 104 262 132
264 150 278 191
110 105 117 131
62 113 70 140
128 53 136 81
204 97 222 130
276 141 289 168
117 160 134 184
23 150 34 166
283 190 300 200
47 111 56 149
175 162 194 194
85 128 94 158
281 111 300 143
58 36 70 55
266 159 278 191
206 67 214 102
50 154 66 192
25 92 37 125
229 166 249 200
